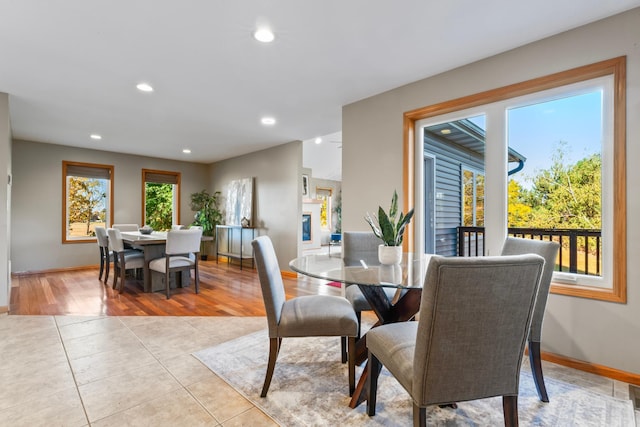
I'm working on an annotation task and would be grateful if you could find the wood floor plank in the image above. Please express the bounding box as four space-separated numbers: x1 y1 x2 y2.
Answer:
9 259 336 316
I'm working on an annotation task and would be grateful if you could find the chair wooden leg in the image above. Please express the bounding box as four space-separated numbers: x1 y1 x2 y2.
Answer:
194 261 199 294
528 340 549 402
112 253 119 290
413 404 427 427
343 310 362 363
348 336 356 396
165 270 171 299
341 337 347 363
118 254 126 294
98 248 105 280
104 256 110 284
503 395 519 427
261 337 280 397
367 351 381 416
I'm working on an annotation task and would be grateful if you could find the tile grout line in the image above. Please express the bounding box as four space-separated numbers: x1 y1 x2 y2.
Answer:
117 316 224 425
53 315 92 426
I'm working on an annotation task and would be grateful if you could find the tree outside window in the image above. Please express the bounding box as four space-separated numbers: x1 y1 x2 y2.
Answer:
142 169 180 231
63 161 113 242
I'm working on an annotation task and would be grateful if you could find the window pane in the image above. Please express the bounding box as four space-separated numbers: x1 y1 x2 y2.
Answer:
316 188 332 230
423 114 486 256
462 170 474 226
507 91 603 278
145 182 174 231
63 161 112 242
475 173 484 226
142 169 180 230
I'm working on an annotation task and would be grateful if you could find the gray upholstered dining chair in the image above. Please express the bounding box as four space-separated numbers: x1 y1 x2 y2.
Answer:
366 254 544 427
501 237 560 402
341 232 399 360
252 235 359 397
149 228 202 299
107 228 145 293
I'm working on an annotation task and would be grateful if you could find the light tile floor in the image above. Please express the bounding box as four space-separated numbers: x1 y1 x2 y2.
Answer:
0 314 275 426
0 314 638 426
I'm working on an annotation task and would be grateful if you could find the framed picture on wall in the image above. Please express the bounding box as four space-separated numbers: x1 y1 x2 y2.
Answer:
302 174 309 196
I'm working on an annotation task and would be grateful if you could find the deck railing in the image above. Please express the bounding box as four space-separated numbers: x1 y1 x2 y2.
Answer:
457 226 602 276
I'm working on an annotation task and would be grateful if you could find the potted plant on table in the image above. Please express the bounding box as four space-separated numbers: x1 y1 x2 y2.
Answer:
365 190 414 265
190 190 223 260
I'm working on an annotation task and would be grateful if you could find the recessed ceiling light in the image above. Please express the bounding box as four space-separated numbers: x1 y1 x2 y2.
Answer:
182 148 191 154
254 28 275 43
136 82 154 92
440 129 451 135
90 134 102 140
314 137 322 144
261 117 276 125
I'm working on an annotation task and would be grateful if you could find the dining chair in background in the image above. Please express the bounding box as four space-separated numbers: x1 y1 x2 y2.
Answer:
107 228 145 293
366 254 544 427
112 223 140 232
149 228 202 299
252 235 359 397
500 236 560 402
94 226 111 284
341 231 398 361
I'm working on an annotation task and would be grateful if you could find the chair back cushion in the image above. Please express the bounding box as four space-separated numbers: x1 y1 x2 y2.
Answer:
95 226 108 248
412 254 544 405
106 228 125 252
500 237 560 342
342 231 382 266
112 223 140 232
165 229 202 255
252 236 286 337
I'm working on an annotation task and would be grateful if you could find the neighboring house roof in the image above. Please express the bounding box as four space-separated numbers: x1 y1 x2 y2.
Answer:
423 119 527 166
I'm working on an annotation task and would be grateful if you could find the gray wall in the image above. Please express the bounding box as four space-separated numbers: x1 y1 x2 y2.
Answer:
0 94 10 309
210 141 302 272
342 8 640 374
11 139 209 272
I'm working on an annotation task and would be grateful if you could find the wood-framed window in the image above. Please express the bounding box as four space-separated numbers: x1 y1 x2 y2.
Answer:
142 169 180 231
62 161 114 243
404 56 626 303
316 187 333 230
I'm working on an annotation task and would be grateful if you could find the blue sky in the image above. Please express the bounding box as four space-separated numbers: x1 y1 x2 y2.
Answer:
469 90 602 187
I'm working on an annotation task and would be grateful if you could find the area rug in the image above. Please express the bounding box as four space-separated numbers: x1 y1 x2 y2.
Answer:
194 330 635 426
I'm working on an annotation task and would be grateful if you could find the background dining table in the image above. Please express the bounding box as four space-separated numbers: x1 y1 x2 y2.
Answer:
119 231 212 293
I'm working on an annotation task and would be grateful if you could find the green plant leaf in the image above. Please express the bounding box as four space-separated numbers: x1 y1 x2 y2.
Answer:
364 191 414 246
378 207 396 246
389 190 398 221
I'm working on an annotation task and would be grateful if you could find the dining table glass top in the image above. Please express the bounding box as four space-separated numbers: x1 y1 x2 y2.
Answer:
289 253 432 288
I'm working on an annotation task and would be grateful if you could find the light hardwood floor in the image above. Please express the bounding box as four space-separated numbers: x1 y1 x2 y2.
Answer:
9 258 339 316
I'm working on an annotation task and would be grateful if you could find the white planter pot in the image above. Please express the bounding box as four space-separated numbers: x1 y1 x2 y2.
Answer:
378 245 402 265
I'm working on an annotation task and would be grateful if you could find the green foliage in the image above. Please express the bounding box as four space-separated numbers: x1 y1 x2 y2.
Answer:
365 190 414 246
508 143 601 255
511 145 601 230
507 179 532 226
68 177 106 236
190 190 222 237
145 183 174 231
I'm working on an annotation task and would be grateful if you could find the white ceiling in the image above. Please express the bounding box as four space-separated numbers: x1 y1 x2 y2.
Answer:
2 1 639 171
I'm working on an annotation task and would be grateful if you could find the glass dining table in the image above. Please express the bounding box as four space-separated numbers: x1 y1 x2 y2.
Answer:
289 252 433 408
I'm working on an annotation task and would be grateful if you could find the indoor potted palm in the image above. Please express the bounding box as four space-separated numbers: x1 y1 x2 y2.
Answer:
190 190 223 259
365 190 414 264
